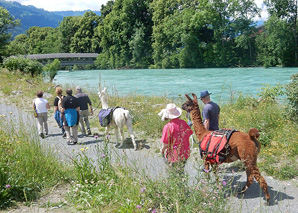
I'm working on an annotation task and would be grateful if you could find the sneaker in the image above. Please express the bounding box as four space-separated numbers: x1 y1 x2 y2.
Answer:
39 133 45 139
67 141 75 145
87 129 92 135
62 132 67 138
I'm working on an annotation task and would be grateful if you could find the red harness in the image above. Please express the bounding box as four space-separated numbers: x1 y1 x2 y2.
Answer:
200 129 236 164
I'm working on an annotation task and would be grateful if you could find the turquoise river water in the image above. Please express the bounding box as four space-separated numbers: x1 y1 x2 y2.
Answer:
53 67 298 102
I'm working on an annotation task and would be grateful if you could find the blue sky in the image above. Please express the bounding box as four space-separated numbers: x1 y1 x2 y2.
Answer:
5 0 268 22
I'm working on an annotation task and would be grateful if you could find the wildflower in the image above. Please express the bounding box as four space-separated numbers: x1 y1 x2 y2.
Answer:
106 135 110 138
85 147 89 150
94 135 98 139
152 209 157 213
5 184 11 188
10 112 12 114
17 161 20 164
101 154 106 157
80 148 85 151
136 205 142 209
203 169 210 173
17 141 20 144
141 187 146 193
222 181 227 186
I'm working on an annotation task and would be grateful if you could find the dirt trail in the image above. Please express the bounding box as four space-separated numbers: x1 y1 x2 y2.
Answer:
1 102 298 212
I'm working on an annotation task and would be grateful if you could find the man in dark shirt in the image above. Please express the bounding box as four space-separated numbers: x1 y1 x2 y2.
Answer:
61 88 80 145
200 90 220 131
74 86 93 136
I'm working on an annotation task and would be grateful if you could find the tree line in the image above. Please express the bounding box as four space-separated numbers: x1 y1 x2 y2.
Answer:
1 0 298 69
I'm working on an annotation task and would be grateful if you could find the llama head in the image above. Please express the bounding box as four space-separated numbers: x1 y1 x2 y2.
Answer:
182 93 199 112
98 87 108 104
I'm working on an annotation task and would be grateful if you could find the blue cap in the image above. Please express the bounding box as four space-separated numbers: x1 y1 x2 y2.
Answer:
200 90 212 99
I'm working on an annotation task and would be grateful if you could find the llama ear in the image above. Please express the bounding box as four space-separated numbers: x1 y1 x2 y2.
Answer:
192 93 198 101
185 94 192 101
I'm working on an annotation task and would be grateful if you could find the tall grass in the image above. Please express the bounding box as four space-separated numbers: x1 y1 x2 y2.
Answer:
68 138 232 212
0 114 73 209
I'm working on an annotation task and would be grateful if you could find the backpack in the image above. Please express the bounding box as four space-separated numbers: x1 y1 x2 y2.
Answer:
98 108 113 127
200 129 237 164
57 96 63 112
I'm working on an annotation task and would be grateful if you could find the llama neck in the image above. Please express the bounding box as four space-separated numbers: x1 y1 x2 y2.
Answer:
101 97 109 109
190 104 208 140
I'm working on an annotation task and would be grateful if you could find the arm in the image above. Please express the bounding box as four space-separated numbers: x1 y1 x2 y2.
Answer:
46 102 50 109
89 104 93 115
54 106 58 113
161 143 169 157
204 119 210 131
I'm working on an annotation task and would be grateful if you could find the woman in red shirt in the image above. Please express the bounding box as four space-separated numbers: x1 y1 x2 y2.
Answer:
160 103 193 176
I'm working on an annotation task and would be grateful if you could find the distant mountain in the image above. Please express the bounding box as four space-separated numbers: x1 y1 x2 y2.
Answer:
0 0 101 38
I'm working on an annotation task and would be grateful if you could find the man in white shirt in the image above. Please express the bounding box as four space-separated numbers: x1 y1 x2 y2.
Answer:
33 91 50 138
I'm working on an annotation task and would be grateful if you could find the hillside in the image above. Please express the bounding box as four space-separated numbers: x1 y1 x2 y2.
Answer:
0 0 100 38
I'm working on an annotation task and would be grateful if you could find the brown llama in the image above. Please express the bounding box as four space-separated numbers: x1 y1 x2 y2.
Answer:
182 93 270 203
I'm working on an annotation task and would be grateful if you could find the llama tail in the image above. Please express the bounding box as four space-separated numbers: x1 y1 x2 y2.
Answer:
249 128 261 153
123 110 133 123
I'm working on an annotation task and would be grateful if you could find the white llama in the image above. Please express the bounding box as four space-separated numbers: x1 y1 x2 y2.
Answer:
98 87 137 150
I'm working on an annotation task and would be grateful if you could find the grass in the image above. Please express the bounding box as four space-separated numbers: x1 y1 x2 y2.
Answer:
1 69 298 211
0 113 73 209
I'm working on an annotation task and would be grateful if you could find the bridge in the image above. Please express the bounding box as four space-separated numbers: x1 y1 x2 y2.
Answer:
24 53 99 66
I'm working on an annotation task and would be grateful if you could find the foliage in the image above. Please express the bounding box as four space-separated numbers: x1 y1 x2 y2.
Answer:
68 142 230 212
3 56 43 76
285 73 298 122
0 118 71 209
0 6 20 60
43 59 60 81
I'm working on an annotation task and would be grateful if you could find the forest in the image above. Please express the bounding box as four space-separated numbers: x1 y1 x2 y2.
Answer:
1 0 298 69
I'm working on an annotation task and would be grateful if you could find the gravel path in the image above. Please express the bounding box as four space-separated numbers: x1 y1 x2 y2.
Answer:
1 102 298 213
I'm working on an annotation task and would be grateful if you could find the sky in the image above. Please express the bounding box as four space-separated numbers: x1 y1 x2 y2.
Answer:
5 0 268 21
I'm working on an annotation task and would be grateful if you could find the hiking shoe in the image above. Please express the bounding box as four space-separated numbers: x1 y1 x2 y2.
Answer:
67 141 75 145
39 133 45 139
87 129 92 135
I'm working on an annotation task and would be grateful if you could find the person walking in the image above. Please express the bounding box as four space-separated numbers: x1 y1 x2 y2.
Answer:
33 91 50 138
53 87 66 137
159 103 193 177
200 90 220 131
61 88 80 145
74 86 93 136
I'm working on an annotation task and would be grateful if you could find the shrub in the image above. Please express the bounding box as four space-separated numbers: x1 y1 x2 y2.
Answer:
3 56 43 76
43 59 60 81
285 73 298 122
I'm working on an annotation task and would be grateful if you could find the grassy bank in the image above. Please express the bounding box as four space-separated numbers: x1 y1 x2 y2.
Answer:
1 69 298 211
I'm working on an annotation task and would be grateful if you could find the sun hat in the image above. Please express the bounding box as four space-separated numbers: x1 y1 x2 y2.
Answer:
200 90 212 99
165 103 182 119
75 86 82 92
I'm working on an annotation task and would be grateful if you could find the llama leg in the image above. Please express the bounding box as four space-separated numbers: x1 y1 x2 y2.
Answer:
252 166 270 204
127 125 137 150
239 167 254 193
118 128 125 148
105 126 110 142
114 127 119 147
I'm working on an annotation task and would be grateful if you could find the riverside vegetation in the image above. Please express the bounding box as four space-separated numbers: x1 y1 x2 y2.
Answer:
0 69 298 211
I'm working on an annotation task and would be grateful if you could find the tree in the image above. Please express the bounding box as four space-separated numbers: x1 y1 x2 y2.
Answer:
264 0 298 65
70 12 101 53
58 16 82 53
0 7 20 59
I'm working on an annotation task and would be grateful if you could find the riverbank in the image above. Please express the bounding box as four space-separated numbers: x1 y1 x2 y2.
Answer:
1 69 298 212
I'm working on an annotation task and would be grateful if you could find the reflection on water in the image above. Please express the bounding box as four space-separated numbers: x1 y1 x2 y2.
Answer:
53 67 298 102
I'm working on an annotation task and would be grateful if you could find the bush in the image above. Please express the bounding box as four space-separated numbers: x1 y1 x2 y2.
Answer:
43 59 60 81
3 56 43 76
285 73 298 122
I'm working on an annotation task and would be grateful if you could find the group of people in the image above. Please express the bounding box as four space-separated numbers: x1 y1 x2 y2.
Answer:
32 86 93 145
160 90 220 176
33 87 220 174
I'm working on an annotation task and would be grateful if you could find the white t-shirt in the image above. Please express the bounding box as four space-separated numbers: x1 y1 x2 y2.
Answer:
34 98 48 113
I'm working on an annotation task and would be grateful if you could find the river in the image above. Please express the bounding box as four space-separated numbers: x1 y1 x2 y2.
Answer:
53 67 298 102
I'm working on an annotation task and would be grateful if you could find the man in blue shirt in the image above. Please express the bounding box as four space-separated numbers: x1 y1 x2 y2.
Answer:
200 90 220 131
